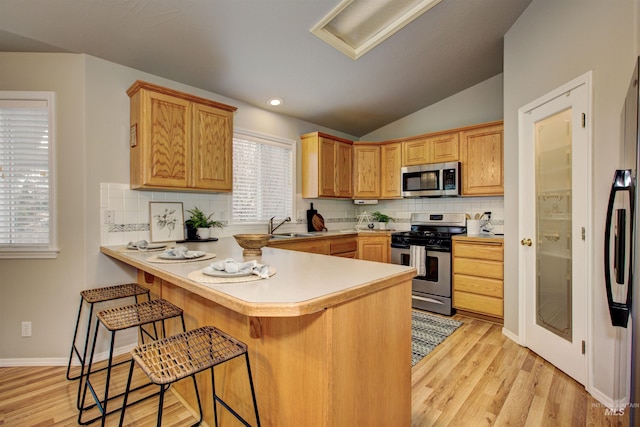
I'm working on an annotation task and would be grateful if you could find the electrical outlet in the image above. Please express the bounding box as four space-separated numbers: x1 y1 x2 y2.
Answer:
104 210 115 225
21 321 31 337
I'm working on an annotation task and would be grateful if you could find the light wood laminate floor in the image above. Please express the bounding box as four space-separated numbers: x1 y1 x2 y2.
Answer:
0 314 630 426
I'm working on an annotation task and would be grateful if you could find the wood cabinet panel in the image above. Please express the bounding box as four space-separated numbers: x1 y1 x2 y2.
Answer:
454 274 503 298
460 122 504 196
353 145 381 198
401 132 458 166
301 132 353 199
330 238 358 256
453 241 503 261
269 239 330 255
139 91 191 188
402 138 429 166
452 238 504 321
128 80 236 192
336 142 353 198
191 103 233 191
430 133 459 162
357 234 390 263
453 291 503 318
381 143 401 199
454 258 503 280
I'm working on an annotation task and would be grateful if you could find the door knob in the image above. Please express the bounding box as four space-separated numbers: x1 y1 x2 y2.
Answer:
520 238 532 246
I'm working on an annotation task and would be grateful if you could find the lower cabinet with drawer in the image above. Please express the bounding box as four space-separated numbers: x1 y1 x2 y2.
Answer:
452 237 504 322
268 235 357 258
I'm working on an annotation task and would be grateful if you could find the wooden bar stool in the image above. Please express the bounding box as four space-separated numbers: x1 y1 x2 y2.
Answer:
66 283 150 382
119 325 261 427
78 298 185 426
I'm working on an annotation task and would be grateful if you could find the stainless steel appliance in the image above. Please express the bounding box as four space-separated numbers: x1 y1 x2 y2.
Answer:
604 55 639 422
401 161 461 198
391 212 466 315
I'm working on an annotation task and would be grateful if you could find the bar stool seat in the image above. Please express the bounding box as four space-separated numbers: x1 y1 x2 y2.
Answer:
119 325 260 427
78 298 185 426
67 283 150 382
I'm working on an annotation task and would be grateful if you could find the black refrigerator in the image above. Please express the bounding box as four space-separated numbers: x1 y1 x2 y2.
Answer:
605 55 640 425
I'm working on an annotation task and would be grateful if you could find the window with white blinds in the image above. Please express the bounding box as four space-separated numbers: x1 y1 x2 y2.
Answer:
0 92 57 258
232 129 295 223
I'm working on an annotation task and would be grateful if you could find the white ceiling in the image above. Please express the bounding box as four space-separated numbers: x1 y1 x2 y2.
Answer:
0 0 531 137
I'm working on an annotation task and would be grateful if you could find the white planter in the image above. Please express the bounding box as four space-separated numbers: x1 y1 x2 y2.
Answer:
379 222 387 230
196 227 211 240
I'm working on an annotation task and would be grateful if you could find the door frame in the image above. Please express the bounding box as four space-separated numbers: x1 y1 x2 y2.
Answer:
517 71 593 385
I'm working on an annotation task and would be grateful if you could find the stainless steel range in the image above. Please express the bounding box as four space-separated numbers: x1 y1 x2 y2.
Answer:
391 213 466 315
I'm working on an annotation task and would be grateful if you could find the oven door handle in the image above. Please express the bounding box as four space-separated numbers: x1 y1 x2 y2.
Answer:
412 295 444 305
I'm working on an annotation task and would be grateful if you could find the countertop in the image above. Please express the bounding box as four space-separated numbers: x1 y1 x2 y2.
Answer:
100 236 415 317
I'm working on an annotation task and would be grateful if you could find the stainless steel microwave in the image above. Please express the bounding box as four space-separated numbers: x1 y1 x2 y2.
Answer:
401 162 461 197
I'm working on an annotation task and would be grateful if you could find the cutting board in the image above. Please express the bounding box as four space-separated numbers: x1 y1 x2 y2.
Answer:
312 213 327 231
306 203 317 232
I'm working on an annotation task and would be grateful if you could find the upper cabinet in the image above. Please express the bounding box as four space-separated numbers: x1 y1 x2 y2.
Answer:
353 144 381 199
460 121 504 196
352 141 401 199
127 81 237 192
301 132 353 198
402 132 459 166
380 142 402 198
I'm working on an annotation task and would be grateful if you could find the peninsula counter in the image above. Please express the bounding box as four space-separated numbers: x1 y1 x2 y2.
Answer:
101 237 415 426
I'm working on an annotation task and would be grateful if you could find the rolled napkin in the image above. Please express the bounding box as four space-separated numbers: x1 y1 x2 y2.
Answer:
209 258 270 279
162 246 204 259
127 240 149 250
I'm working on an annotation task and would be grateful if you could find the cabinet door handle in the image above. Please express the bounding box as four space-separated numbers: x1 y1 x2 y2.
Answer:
520 238 532 246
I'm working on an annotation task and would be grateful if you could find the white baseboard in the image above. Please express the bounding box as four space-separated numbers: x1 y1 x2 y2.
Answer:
0 343 137 368
501 326 522 345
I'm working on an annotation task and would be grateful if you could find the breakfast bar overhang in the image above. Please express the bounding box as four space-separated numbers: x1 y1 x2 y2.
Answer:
101 238 416 426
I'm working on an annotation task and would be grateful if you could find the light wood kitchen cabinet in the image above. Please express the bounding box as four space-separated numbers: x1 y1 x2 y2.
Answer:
381 142 402 198
459 121 504 196
452 237 504 322
301 132 353 198
269 235 357 258
357 233 390 263
352 142 401 199
401 132 459 166
127 80 236 192
353 144 381 199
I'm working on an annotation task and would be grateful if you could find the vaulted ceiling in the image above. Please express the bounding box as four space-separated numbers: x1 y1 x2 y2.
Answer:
0 0 531 137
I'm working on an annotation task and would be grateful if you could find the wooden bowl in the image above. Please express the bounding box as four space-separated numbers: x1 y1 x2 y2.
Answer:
233 234 272 256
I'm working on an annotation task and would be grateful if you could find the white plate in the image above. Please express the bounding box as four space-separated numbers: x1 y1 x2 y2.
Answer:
202 266 252 278
146 243 167 249
158 251 205 260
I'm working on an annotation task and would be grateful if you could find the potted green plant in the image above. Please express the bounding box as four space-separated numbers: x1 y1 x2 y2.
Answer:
185 207 225 240
371 211 396 230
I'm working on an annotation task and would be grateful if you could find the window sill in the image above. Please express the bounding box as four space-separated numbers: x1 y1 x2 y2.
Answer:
0 248 60 259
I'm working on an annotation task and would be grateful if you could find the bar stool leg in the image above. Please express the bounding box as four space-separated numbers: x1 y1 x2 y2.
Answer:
66 296 87 381
80 308 186 426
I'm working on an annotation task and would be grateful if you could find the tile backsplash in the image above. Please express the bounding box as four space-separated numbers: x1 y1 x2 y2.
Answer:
100 182 504 246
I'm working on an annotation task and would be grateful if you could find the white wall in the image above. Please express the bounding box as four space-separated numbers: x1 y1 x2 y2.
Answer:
503 0 638 406
0 52 358 363
361 74 503 141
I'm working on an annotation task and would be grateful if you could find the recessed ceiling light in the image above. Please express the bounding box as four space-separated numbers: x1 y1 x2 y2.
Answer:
268 97 284 107
311 0 442 60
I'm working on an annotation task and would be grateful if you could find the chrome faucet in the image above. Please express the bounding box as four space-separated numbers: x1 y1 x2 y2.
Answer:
268 216 291 234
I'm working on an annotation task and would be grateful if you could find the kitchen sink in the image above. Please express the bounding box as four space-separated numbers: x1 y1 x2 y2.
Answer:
271 232 322 239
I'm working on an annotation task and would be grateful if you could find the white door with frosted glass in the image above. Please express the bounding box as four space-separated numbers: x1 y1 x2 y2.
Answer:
518 73 590 385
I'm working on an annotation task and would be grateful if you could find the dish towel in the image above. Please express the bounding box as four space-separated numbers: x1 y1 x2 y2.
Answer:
209 258 270 279
410 245 427 277
162 246 204 259
127 240 150 250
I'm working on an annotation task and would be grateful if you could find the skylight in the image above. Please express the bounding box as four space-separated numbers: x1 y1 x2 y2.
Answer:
310 0 442 60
